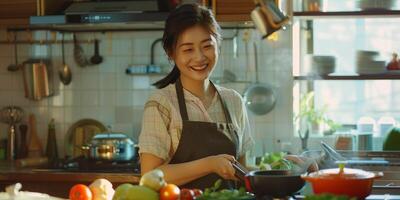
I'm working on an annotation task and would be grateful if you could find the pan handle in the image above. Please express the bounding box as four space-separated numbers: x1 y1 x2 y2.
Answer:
231 160 249 181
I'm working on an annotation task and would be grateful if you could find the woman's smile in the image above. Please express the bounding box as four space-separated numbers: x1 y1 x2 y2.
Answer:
189 63 209 72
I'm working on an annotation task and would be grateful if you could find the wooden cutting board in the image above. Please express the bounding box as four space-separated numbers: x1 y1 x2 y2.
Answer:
27 114 43 158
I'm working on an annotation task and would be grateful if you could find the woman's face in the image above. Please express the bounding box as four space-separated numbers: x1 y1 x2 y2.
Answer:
172 25 218 82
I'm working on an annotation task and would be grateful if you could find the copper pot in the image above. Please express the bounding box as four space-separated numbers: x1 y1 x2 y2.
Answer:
301 166 383 199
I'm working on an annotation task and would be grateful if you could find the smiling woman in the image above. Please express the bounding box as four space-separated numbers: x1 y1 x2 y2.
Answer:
138 3 255 190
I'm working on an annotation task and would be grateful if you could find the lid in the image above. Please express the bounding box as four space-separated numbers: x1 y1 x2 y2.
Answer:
307 164 375 180
91 132 134 145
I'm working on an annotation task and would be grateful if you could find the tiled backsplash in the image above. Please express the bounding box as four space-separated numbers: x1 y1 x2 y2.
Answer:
0 28 294 157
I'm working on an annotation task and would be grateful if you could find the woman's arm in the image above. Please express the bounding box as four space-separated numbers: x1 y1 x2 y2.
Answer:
141 153 236 186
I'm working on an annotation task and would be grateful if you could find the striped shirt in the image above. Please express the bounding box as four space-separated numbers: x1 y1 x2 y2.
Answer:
138 82 254 163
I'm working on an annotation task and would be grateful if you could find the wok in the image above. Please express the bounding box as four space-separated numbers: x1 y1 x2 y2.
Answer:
232 161 305 198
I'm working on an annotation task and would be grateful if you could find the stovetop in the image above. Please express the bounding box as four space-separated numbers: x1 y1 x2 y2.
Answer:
47 156 140 173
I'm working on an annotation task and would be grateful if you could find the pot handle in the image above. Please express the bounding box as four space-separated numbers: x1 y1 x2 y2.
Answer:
373 172 384 179
231 160 249 181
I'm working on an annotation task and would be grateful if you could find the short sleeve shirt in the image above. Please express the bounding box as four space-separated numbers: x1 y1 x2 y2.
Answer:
138 82 254 163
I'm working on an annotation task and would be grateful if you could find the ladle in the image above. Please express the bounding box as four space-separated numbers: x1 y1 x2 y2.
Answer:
59 33 72 85
7 34 23 72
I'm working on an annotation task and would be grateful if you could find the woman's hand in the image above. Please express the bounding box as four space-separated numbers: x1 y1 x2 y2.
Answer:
206 154 237 180
285 155 319 173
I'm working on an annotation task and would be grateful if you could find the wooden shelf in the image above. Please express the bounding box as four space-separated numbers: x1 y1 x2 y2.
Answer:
294 73 400 80
293 10 400 19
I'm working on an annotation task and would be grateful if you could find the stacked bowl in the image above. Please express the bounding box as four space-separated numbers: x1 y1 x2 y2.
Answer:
304 54 336 76
355 50 386 75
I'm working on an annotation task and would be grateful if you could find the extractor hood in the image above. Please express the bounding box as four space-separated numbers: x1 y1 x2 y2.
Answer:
29 0 171 30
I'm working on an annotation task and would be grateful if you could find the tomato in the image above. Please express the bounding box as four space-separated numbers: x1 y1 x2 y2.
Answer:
180 189 195 200
159 184 180 200
69 184 92 200
192 189 203 197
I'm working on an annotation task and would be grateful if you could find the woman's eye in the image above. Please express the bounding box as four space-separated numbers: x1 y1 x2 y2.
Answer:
183 48 193 52
203 44 212 49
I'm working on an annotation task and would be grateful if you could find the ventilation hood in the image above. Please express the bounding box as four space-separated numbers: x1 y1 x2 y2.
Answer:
29 0 170 31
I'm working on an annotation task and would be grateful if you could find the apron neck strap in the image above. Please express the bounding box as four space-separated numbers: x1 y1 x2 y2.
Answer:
175 78 233 124
175 78 189 121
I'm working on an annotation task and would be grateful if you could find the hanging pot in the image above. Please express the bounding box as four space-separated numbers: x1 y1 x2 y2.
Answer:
251 0 289 39
243 42 277 115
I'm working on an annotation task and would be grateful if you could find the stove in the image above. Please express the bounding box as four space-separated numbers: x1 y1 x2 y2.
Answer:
49 156 140 173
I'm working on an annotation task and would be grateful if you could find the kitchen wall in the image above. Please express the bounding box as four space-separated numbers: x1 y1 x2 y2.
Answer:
0 27 294 158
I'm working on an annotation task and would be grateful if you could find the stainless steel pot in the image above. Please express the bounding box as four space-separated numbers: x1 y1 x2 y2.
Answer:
86 132 136 161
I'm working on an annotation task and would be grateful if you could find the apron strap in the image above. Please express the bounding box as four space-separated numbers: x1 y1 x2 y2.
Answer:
211 82 240 159
175 78 189 121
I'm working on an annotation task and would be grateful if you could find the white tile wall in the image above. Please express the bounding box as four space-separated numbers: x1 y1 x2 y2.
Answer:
0 28 294 157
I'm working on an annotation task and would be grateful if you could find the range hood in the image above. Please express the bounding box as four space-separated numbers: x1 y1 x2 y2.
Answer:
29 0 170 31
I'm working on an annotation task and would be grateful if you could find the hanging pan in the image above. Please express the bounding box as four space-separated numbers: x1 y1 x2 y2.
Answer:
243 42 277 115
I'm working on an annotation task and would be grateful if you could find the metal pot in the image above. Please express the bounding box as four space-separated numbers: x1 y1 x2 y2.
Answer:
301 166 383 199
85 132 136 161
251 0 289 39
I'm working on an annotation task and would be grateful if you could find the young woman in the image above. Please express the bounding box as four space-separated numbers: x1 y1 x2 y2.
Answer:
138 3 254 189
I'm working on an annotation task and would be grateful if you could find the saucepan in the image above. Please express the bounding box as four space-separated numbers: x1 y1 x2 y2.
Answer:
301 164 383 200
232 161 306 198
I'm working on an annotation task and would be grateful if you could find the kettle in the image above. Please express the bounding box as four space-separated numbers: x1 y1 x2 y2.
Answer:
251 0 289 39
21 59 53 100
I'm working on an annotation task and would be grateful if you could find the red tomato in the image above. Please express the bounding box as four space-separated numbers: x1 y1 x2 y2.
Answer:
160 184 180 200
180 189 195 200
69 184 92 200
192 189 203 197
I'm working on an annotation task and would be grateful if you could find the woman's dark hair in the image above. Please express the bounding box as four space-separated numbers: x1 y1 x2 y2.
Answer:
153 3 222 89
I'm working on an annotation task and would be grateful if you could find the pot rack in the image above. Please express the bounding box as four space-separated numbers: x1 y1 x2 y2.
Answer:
0 25 247 45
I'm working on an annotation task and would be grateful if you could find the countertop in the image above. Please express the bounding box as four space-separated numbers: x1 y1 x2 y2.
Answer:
0 161 140 198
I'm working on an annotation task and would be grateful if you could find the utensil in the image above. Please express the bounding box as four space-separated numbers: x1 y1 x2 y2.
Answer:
73 34 90 67
17 124 28 159
7 33 22 72
59 33 72 85
243 42 277 115
90 39 103 65
232 160 305 198
22 59 53 100
0 106 24 160
301 165 383 199
27 114 43 158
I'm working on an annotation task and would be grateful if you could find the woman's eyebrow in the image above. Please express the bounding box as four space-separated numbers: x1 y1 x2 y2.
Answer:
178 38 213 48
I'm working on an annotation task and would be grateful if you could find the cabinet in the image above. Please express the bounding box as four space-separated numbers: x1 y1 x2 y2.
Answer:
205 0 254 22
292 1 400 149
0 0 69 27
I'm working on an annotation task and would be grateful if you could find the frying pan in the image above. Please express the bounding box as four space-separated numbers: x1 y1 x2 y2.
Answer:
232 161 305 198
243 42 276 115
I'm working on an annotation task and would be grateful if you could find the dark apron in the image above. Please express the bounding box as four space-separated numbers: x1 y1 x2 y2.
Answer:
169 78 239 190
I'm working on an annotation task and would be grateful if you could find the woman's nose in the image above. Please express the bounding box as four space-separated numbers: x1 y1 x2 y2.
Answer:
193 49 206 61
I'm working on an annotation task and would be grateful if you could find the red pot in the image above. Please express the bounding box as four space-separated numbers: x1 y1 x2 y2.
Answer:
301 166 383 199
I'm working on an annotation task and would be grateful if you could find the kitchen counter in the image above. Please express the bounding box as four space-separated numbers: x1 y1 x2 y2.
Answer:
0 161 140 198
